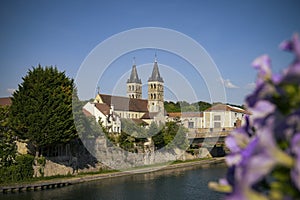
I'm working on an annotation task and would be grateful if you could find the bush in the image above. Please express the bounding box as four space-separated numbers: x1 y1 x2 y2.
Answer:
0 154 34 183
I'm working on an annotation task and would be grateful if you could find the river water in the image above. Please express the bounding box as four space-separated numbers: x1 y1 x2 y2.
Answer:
1 165 226 200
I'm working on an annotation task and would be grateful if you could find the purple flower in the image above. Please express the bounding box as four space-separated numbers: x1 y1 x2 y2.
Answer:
280 33 300 58
248 100 275 120
210 33 300 199
252 54 272 86
246 82 276 108
291 133 300 190
280 33 300 83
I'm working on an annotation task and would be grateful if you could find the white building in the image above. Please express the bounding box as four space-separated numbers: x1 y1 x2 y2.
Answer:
168 104 249 131
83 101 121 133
203 104 249 129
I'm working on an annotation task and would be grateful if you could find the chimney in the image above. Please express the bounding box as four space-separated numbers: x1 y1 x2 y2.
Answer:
110 104 114 115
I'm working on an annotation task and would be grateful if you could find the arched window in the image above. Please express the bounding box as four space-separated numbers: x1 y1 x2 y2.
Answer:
154 94 156 99
129 85 131 91
132 85 134 91
154 84 156 89
151 84 153 89
151 94 153 99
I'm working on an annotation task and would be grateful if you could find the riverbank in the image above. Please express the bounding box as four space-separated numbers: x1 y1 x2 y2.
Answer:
0 157 226 193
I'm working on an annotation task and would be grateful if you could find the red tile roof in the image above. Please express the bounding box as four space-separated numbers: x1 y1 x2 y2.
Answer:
205 104 250 114
181 112 203 118
94 103 110 115
0 97 12 106
100 94 148 112
82 109 93 117
168 112 182 118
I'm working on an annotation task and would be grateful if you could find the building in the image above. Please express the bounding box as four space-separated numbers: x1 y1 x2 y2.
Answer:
167 104 249 131
0 97 12 106
203 104 249 129
83 56 165 132
181 112 204 129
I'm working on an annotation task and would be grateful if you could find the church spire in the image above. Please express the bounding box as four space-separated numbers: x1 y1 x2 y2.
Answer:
127 60 141 84
127 58 142 99
148 55 163 83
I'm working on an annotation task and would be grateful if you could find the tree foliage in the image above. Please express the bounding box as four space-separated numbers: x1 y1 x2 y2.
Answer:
152 122 189 150
0 154 34 183
9 65 77 150
164 100 212 112
73 97 103 140
0 105 16 167
121 118 147 139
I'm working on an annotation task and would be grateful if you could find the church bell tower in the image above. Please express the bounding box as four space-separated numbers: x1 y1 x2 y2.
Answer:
127 58 142 99
148 55 164 113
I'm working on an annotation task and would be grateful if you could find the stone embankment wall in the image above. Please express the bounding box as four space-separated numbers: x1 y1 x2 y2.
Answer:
18 137 213 177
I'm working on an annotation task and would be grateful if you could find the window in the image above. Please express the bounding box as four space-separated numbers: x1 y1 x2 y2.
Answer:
214 115 221 121
214 122 221 128
188 122 194 128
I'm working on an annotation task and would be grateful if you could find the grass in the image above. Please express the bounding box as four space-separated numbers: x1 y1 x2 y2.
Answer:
0 169 119 187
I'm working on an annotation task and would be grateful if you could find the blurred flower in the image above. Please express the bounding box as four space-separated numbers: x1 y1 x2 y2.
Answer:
209 33 300 199
291 133 300 190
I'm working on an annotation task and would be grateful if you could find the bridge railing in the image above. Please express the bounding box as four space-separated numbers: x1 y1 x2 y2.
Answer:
187 128 234 139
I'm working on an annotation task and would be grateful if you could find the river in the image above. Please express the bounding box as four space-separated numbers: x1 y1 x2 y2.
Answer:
1 165 226 200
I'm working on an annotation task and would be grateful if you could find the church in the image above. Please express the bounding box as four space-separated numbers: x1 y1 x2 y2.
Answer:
83 56 166 133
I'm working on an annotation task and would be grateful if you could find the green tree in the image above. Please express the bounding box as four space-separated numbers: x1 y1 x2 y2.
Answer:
121 118 147 138
0 105 16 167
10 65 77 153
163 122 189 150
73 97 103 140
195 101 211 111
152 122 188 150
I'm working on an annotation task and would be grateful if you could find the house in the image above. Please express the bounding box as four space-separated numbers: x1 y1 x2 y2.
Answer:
83 101 122 133
0 97 12 106
181 112 204 129
167 104 249 131
203 104 249 129
83 56 166 132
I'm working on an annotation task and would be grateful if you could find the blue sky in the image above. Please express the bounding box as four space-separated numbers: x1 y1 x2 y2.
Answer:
1 0 300 104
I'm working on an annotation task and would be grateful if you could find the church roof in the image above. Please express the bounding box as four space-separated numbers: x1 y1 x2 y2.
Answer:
148 61 163 82
94 103 110 115
127 65 142 84
99 94 148 112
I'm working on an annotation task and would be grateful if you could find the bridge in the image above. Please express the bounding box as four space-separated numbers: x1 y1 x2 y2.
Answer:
186 128 233 157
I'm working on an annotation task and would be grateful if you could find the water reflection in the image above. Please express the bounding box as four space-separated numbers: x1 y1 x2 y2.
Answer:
1 166 226 200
